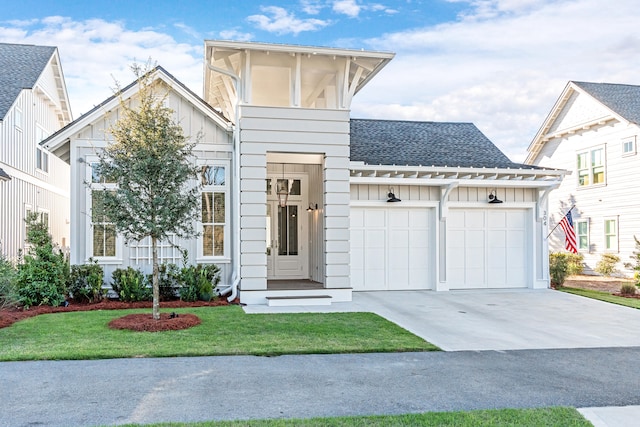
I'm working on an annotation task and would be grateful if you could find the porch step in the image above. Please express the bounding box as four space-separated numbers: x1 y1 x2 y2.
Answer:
266 295 332 307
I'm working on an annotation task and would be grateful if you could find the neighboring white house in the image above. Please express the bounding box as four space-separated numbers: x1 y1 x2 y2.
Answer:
526 81 640 275
45 40 566 305
0 43 72 260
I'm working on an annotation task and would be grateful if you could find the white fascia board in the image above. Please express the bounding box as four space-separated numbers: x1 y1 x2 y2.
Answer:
205 40 395 60
349 176 563 189
349 162 568 177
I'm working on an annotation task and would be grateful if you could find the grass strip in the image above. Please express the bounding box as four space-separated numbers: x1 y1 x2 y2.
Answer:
559 286 640 309
112 407 591 426
0 306 438 361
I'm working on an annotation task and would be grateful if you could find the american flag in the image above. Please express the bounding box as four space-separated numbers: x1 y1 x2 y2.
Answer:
558 210 578 254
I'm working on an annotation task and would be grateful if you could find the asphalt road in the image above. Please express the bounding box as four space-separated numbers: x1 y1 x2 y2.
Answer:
2 347 640 427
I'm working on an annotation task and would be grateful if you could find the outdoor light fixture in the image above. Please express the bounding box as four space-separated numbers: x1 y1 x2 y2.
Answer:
307 203 318 212
488 190 503 204
277 163 289 208
387 187 401 203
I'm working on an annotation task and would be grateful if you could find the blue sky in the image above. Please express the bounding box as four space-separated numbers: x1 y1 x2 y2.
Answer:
2 0 640 161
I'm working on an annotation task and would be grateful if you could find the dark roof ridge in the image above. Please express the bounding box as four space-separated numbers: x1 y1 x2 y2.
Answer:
351 117 474 126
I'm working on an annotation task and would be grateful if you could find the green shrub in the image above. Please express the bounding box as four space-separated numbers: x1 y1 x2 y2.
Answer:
68 259 105 303
147 263 181 301
16 213 69 307
179 264 220 302
565 252 584 276
0 251 18 309
624 235 640 285
595 254 620 277
620 283 636 296
549 252 569 288
111 267 151 302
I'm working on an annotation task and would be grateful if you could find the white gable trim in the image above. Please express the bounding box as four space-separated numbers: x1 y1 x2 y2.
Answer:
43 68 231 155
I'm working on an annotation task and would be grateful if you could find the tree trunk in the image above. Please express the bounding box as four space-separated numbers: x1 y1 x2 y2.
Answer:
152 236 160 320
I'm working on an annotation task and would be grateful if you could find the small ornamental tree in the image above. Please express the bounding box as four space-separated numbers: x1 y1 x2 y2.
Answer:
94 63 200 320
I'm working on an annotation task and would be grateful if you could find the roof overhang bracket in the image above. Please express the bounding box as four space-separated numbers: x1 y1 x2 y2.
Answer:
536 183 560 222
440 181 459 221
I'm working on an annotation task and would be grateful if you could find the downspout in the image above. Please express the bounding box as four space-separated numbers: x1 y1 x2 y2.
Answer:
207 62 241 302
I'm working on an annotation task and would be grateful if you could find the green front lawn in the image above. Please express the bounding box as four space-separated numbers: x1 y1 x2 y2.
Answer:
114 407 591 426
559 286 640 309
0 306 438 361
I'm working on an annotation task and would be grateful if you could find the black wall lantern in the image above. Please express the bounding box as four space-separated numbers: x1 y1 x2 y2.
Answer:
387 187 401 203
488 189 503 204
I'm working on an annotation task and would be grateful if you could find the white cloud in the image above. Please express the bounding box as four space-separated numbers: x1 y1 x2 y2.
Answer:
354 0 640 161
0 17 202 118
301 0 324 14
247 6 331 35
332 0 361 17
218 29 254 42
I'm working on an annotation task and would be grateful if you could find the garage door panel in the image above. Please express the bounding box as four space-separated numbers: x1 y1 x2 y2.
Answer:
448 208 529 290
351 207 433 291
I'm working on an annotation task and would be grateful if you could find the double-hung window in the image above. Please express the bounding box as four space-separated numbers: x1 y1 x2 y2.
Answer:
575 220 589 251
90 163 117 258
35 126 49 172
622 137 636 156
577 147 605 187
604 218 618 252
200 165 228 258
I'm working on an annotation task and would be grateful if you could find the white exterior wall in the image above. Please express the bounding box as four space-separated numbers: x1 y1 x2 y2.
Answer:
0 84 70 260
67 88 233 286
238 106 351 300
531 91 640 275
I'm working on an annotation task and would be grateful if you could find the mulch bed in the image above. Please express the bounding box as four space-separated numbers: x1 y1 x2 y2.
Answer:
0 298 236 331
109 312 202 332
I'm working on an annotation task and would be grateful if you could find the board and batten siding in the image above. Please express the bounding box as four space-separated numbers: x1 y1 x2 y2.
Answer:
0 83 70 260
68 88 233 285
531 86 640 275
238 105 350 294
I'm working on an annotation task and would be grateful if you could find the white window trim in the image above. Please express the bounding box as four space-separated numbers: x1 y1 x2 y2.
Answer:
197 161 231 262
575 219 589 252
622 136 637 157
36 146 49 173
86 159 122 262
577 145 606 188
604 217 619 253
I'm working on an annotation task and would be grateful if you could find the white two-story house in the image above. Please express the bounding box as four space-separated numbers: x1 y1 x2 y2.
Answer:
526 81 640 274
0 43 72 259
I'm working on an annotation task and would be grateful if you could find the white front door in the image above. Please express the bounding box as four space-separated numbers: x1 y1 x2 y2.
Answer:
266 175 308 279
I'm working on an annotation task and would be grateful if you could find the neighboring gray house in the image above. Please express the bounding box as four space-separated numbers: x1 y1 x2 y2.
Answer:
0 43 72 259
45 40 565 305
526 81 640 275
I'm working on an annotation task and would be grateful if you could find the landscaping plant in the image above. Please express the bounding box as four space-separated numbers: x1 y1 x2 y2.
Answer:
565 252 584 276
15 212 69 307
92 62 201 319
111 267 151 302
0 250 18 309
68 259 105 303
549 252 569 287
623 235 640 285
595 253 620 276
620 283 636 296
180 264 220 302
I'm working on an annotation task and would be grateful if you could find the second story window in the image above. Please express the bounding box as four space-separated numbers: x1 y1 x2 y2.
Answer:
36 147 49 172
577 147 605 187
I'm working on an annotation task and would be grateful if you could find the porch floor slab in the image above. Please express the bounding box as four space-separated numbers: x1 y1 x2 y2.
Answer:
243 289 640 351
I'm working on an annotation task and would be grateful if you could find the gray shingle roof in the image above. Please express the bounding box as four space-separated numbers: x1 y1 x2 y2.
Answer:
0 43 56 120
573 81 640 125
350 119 522 168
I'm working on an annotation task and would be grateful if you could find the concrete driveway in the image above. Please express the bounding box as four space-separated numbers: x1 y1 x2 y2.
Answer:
245 289 640 351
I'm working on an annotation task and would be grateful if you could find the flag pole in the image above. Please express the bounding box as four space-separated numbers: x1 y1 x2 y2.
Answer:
546 204 576 239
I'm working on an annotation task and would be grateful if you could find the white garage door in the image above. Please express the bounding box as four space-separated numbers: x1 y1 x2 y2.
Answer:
447 209 529 289
351 207 434 291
